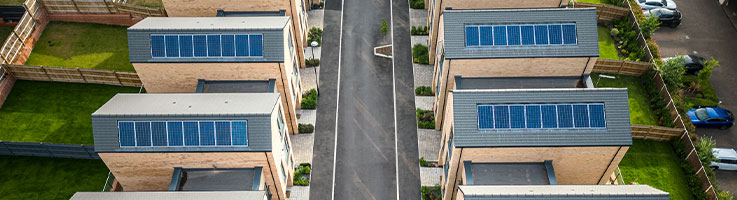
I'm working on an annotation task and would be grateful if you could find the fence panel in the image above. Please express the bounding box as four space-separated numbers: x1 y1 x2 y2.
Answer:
40 0 165 17
631 125 684 140
2 64 142 87
1 0 42 65
0 141 99 159
592 59 651 76
572 3 630 22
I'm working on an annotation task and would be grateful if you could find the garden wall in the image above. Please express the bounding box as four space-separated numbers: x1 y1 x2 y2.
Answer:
0 73 15 108
0 141 100 159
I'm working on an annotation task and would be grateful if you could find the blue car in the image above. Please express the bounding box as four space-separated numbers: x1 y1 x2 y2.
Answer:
687 107 734 130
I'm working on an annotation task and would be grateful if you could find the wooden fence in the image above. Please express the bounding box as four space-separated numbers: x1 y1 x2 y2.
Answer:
571 2 630 22
631 125 684 140
39 0 166 17
0 141 99 159
0 0 43 65
592 59 651 76
2 64 142 87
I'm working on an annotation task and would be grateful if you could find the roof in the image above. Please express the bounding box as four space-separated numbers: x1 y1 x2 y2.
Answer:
467 162 554 185
129 17 290 31
175 168 259 191
459 185 669 200
196 79 276 93
455 76 584 90
217 10 286 17
451 88 632 147
92 93 280 117
442 8 599 59
70 191 267 200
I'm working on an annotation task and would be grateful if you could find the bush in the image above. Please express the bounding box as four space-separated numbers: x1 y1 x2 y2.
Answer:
301 89 318 109
416 109 435 129
647 40 660 59
671 139 708 200
298 123 314 133
696 136 718 165
307 27 323 46
614 17 648 61
415 86 432 96
412 44 430 64
656 55 685 90
294 163 311 186
305 58 320 67
381 19 388 35
643 70 675 127
610 28 619 37
419 157 432 167
639 15 661 39
719 190 735 200
421 185 441 200
411 26 429 35
410 0 424 9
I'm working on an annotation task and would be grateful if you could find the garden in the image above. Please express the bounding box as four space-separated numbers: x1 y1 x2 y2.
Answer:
592 72 658 125
416 109 435 129
619 139 693 200
124 0 164 8
0 155 109 200
25 22 134 72
0 80 139 145
0 26 13 40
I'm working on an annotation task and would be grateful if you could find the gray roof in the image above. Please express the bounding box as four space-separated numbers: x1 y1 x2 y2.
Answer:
455 76 584 90
460 185 669 200
92 93 280 117
451 88 632 147
468 162 552 185
196 79 276 93
442 8 599 59
70 191 267 200
177 168 257 191
129 17 289 31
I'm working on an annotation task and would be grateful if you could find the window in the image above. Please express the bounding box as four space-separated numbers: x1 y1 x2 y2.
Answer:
150 34 264 58
118 120 248 147
477 103 606 130
464 24 577 47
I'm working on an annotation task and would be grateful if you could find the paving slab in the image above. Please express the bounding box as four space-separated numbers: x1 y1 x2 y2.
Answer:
420 167 442 186
411 35 429 47
413 63 433 88
305 46 321 60
415 96 434 110
296 109 317 125
418 128 441 162
290 132 314 165
409 8 428 27
307 9 324 29
287 186 310 200
299 66 320 94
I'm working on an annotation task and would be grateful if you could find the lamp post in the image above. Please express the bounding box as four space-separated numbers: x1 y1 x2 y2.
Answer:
595 74 616 87
310 41 320 94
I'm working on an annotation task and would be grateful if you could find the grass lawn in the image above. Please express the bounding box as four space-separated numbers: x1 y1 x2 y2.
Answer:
0 156 109 200
0 80 139 144
592 73 658 125
125 0 164 8
598 26 624 60
0 26 13 40
619 139 693 200
25 22 134 72
0 0 24 6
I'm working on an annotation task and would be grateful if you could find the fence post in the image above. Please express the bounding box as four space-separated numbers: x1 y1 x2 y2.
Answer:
40 66 51 81
77 68 87 83
102 0 112 14
616 60 625 74
113 71 123 86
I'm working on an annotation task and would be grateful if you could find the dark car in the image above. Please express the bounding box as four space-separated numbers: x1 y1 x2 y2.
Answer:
644 8 682 27
687 107 735 130
662 54 705 75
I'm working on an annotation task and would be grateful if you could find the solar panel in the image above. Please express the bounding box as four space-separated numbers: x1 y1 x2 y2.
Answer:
150 35 165 58
215 121 232 146
589 104 606 127
135 122 152 146
199 121 216 146
221 35 235 57
525 105 541 128
556 105 574 128
477 105 494 129
118 122 136 146
562 24 577 44
507 26 521 45
164 35 180 57
151 122 168 146
509 105 526 128
479 26 493 46
521 25 535 45
178 35 193 57
235 35 250 57
249 35 263 57
541 105 557 128
548 25 563 45
494 105 510 128
465 26 480 46
573 104 590 128
167 121 184 146
534 25 549 45
193 35 208 57
493 26 507 46
232 121 248 146
183 121 200 146
207 35 221 57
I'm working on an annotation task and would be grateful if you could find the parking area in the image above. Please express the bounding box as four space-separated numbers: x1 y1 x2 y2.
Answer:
652 0 737 193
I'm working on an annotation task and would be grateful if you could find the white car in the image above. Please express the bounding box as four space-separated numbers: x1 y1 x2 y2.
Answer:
638 0 677 10
711 148 737 170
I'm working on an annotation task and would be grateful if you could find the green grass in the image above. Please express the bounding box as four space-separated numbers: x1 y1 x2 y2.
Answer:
592 73 658 125
0 0 25 6
0 26 13 40
598 26 624 60
125 0 164 8
0 156 109 200
25 22 134 72
0 80 139 144
619 139 693 200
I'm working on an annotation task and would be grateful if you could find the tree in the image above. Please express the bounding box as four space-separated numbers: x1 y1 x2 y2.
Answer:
696 136 718 165
639 15 661 39
698 57 719 82
656 55 685 90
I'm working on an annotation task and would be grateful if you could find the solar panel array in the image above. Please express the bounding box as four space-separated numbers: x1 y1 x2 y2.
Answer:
465 24 577 47
150 34 263 58
118 121 248 147
477 104 605 130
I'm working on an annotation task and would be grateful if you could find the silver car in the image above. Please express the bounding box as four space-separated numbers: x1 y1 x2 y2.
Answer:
638 0 677 10
711 148 737 170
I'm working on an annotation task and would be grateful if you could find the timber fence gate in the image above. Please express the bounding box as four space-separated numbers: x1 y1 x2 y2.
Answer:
0 141 99 159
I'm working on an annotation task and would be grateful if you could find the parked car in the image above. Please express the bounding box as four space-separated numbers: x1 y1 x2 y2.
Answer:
687 107 734 130
662 54 705 75
711 148 737 170
638 0 677 10
644 8 682 28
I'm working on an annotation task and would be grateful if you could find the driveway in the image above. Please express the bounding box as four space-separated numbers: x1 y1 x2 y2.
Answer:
652 0 737 194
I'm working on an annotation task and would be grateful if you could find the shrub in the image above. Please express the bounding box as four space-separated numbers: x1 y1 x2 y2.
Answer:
412 44 430 64
307 27 323 46
699 57 718 83
416 109 435 129
718 190 735 200
610 28 619 37
696 136 718 165
410 0 424 9
301 89 318 109
656 55 685 90
293 163 311 186
298 123 314 133
411 26 429 35
642 70 675 127
419 157 432 167
671 139 708 200
381 19 388 35
415 86 432 96
421 185 441 200
639 15 661 39
305 58 320 67
613 17 648 61
646 40 660 59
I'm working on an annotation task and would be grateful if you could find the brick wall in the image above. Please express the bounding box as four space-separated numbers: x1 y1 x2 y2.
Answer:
47 13 141 26
0 74 17 108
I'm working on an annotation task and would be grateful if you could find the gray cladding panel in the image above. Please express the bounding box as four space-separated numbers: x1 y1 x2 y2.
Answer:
464 196 670 200
452 89 631 147
443 8 599 59
93 115 272 152
128 29 284 63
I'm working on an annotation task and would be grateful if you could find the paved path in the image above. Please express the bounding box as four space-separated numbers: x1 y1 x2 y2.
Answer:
309 0 420 199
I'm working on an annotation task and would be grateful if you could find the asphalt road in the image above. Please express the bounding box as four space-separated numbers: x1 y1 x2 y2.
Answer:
651 0 737 194
309 0 420 199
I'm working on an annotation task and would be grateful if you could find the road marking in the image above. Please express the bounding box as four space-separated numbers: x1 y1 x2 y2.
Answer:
331 0 346 198
389 0 400 199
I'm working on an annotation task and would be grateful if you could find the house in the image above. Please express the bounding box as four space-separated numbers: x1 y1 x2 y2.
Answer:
160 0 309 67
127 16 302 134
426 0 570 63
431 8 599 130
438 88 635 200
91 93 294 200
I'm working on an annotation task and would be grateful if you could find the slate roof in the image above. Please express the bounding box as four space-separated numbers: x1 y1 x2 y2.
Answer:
70 191 267 200
92 93 280 117
455 76 584 90
451 88 631 147
459 185 669 200
196 79 276 93
129 17 289 30
442 8 599 59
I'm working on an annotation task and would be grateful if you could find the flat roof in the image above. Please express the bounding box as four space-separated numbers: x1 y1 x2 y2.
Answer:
460 185 669 199
92 93 280 117
469 162 551 185
70 191 267 200
129 17 290 31
196 79 275 93
178 168 257 191
455 76 584 90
